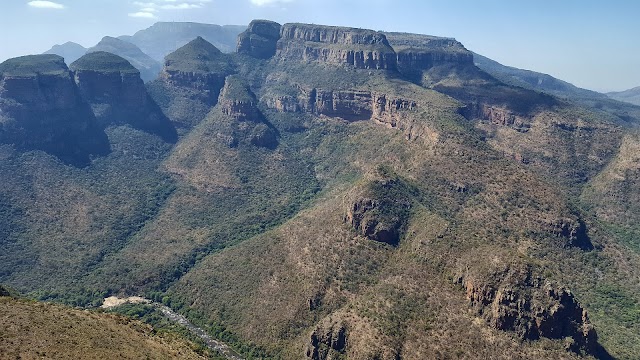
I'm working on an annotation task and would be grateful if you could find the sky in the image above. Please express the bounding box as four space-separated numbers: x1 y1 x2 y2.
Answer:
1 0 638 92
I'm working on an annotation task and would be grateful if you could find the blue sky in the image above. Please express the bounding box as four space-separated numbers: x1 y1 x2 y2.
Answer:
1 0 638 92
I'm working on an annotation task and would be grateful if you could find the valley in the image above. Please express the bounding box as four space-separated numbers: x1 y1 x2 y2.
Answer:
1 17 639 360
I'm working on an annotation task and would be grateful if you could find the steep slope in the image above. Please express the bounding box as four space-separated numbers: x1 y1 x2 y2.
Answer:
472 52 607 101
0 54 110 166
43 41 87 64
607 86 640 106
70 51 177 142
385 33 624 190
147 37 235 133
1 20 639 360
0 296 206 359
121 22 246 61
88 36 162 82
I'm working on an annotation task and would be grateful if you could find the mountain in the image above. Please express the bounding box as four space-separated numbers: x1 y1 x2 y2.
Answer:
119 22 246 62
1 19 640 360
43 41 87 64
146 36 235 133
70 51 177 142
0 293 207 359
0 54 110 166
607 86 640 106
87 36 162 82
472 51 607 101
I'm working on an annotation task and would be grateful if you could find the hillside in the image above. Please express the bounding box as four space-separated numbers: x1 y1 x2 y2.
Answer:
0 295 207 359
607 86 640 106
0 20 639 360
43 41 87 64
120 22 246 62
472 52 607 101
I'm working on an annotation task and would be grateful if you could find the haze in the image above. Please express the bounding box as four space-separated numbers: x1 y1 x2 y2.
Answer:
1 0 638 92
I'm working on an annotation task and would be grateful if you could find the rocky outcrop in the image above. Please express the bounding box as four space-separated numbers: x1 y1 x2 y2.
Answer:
345 170 412 245
71 52 176 142
217 75 277 149
276 23 397 70
547 217 593 250
237 20 282 59
149 37 235 131
0 54 110 166
458 265 598 354
462 103 532 132
305 320 347 360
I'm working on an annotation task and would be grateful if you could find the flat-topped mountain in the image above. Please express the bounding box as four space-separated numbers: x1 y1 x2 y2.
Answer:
43 41 87 64
70 52 177 142
0 54 109 166
88 36 162 82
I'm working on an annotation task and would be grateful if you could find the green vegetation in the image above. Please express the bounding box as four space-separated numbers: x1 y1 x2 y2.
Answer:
0 54 68 76
1 21 640 360
70 51 139 73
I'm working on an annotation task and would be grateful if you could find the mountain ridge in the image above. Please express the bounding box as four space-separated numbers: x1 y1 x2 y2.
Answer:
0 19 638 360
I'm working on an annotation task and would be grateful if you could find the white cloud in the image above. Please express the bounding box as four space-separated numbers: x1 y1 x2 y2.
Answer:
128 11 157 18
250 0 293 6
160 3 202 9
28 1 65 9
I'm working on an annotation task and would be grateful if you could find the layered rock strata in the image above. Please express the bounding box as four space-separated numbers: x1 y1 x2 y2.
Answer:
70 52 177 142
275 23 397 70
0 54 109 166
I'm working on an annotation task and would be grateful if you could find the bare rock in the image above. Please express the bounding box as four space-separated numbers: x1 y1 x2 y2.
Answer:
459 264 598 354
305 319 347 360
237 20 282 59
276 23 397 70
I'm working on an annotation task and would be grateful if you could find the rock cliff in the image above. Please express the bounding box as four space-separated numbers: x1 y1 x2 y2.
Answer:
237 20 282 59
148 37 235 131
275 23 397 70
0 54 109 166
459 264 598 354
385 32 473 81
217 75 277 148
70 52 177 142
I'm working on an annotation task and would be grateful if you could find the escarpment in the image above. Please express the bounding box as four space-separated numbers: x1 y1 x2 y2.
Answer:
459 264 598 355
70 52 177 142
385 32 474 80
148 37 235 131
275 23 398 70
0 54 109 166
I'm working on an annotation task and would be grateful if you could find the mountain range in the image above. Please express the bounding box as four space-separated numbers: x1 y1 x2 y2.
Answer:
1 19 639 360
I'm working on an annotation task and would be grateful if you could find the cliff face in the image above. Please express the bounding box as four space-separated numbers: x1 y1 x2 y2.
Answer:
148 37 234 131
384 32 473 81
217 75 277 148
275 23 397 70
237 20 282 59
0 55 109 166
71 52 177 142
459 265 598 355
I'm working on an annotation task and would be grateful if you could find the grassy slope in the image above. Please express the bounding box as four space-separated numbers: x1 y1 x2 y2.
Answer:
0 296 207 359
